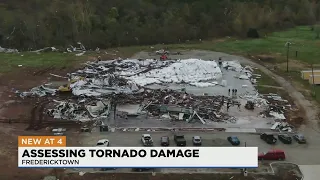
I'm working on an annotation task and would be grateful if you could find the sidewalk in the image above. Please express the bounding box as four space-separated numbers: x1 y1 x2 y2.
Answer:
299 165 320 180
112 127 281 134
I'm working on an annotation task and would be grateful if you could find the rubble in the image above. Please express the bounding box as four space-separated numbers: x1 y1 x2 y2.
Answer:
31 47 58 53
125 59 222 86
116 89 235 122
270 122 294 132
15 57 297 130
46 99 111 122
156 49 169 55
19 85 57 98
85 100 110 118
0 46 18 53
66 42 86 52
20 58 227 97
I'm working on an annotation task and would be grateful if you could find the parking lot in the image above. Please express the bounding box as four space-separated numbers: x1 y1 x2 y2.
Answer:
74 130 320 167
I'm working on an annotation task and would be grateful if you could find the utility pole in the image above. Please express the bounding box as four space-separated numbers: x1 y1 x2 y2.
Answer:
285 42 291 72
243 141 248 177
311 64 316 97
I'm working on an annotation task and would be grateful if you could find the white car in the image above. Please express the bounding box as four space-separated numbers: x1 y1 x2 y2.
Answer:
96 139 109 147
192 136 202 146
141 134 153 146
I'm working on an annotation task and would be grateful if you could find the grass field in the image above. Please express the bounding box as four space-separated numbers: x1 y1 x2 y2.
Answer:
0 52 86 73
164 26 320 64
1 26 319 71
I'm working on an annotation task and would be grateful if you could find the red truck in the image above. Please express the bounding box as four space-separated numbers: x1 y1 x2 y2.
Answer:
160 54 168 60
258 149 285 160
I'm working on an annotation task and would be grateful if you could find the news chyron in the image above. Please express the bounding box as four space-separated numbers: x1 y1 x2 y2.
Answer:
18 136 258 168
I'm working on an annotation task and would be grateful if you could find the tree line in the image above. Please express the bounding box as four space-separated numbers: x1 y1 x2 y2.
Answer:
0 0 319 50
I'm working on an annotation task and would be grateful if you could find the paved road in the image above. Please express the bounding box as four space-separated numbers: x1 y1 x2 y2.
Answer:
76 131 320 165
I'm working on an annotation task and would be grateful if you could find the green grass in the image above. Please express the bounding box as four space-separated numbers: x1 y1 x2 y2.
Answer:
138 26 320 64
0 52 86 73
253 69 279 86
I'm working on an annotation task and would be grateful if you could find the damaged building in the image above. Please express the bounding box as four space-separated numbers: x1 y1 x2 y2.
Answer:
17 58 295 132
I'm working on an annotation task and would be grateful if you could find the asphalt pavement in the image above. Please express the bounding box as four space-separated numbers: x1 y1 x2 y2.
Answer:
77 131 320 165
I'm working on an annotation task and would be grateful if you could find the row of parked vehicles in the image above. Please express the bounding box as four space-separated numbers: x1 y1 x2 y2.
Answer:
141 134 241 146
260 133 306 144
95 133 306 148
258 133 307 161
141 134 190 146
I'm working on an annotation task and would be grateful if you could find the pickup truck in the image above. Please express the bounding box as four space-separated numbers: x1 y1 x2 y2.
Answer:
141 134 153 146
260 133 277 144
174 134 186 146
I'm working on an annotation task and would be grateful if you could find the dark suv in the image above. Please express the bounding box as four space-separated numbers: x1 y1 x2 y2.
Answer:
174 134 186 146
278 134 292 144
260 133 277 144
161 136 170 146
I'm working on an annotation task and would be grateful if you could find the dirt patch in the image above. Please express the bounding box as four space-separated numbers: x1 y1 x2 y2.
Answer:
255 54 277 62
271 163 303 180
0 55 98 179
52 172 298 180
278 60 309 70
0 124 51 180
212 38 228 43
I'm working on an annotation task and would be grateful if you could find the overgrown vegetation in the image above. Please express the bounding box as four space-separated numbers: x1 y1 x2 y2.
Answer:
1 0 320 49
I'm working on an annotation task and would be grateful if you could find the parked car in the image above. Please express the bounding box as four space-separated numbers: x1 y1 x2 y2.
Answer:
293 134 306 144
260 133 277 144
132 168 153 172
96 139 109 147
141 134 153 146
227 136 240 146
278 134 292 144
160 136 170 146
174 134 186 146
192 136 202 146
258 149 285 160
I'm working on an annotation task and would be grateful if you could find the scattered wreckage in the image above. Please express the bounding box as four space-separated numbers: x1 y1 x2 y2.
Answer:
15 58 296 131
0 46 18 53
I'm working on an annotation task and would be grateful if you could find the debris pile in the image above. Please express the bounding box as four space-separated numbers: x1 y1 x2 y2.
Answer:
270 122 294 132
15 57 297 129
124 59 222 86
66 42 86 56
222 61 254 80
156 49 169 55
20 58 227 97
254 93 295 131
19 85 57 98
77 58 222 87
46 99 111 122
0 46 18 53
116 89 234 123
261 93 290 120
31 47 58 53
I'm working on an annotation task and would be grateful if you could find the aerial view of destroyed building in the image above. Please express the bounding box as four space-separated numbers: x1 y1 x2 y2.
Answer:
1 1 320 180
